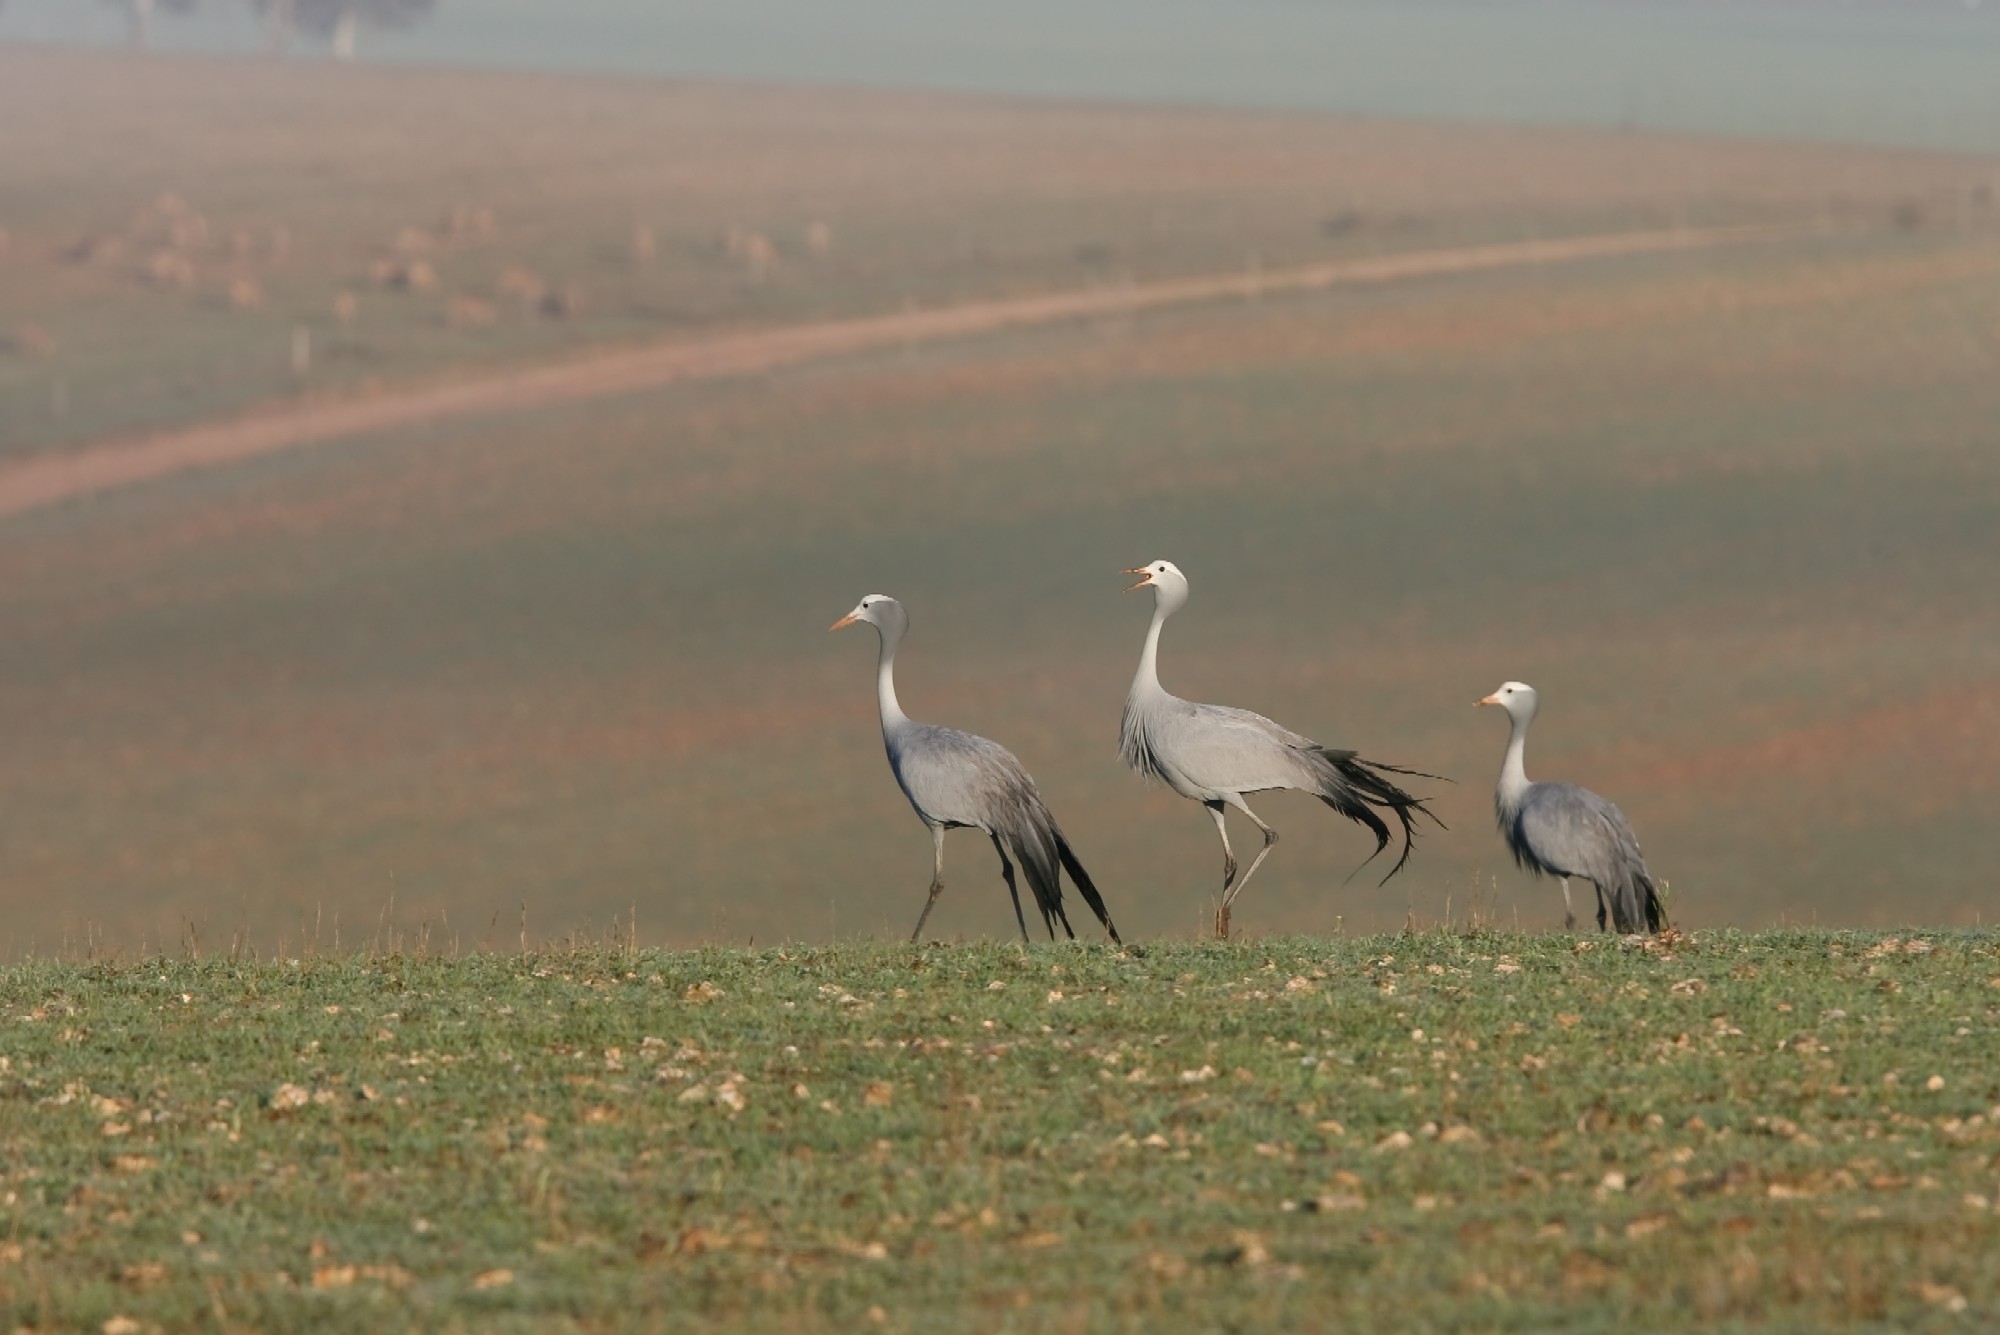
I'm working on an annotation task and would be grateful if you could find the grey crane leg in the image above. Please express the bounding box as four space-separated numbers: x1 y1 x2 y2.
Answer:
1215 795 1279 940
1205 802 1237 938
1559 878 1576 932
1594 883 1610 933
909 825 947 943
1205 801 1239 888
991 834 1032 945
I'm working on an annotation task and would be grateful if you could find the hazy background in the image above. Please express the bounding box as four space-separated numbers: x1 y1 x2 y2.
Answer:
0 3 1996 955
5 1 2000 152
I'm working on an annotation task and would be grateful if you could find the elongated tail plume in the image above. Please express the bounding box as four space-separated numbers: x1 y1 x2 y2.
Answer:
1055 830 1123 946
1626 871 1665 934
1312 749 1447 884
1008 823 1075 941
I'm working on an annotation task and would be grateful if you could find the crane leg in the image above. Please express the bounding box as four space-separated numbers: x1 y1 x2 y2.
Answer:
1594 883 1610 933
991 834 1032 945
1205 802 1237 938
1559 878 1576 931
1215 796 1279 940
1205 802 1239 887
910 825 947 943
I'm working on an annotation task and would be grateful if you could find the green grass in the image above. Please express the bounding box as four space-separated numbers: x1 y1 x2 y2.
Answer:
3 931 1997 1331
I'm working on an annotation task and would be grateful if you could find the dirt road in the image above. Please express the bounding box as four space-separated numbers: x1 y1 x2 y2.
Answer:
0 224 1795 522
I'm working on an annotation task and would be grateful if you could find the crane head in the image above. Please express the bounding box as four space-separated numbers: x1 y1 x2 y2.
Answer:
1122 559 1186 594
1476 681 1538 717
831 594 901 633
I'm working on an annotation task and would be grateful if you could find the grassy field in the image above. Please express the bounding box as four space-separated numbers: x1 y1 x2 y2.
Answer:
2 47 1994 458
2 931 1997 1331
4 43 1996 1335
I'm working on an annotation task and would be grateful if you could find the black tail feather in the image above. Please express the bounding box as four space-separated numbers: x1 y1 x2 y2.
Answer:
1017 836 1074 941
1317 789 1392 880
1055 831 1122 946
1632 873 1666 935
1316 749 1447 886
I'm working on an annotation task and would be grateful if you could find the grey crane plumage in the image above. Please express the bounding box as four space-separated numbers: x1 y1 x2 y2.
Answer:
1476 680 1665 934
832 595 1122 945
1118 560 1441 938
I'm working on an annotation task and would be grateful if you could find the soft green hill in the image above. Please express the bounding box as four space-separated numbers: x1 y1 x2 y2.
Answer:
1 932 1995 1330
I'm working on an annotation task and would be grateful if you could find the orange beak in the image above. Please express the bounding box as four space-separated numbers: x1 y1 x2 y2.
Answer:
1122 566 1153 593
1475 693 1501 708
829 612 861 632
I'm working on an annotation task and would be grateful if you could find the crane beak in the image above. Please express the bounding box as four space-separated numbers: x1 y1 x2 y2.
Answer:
1122 566 1153 592
1475 693 1501 708
829 611 861 632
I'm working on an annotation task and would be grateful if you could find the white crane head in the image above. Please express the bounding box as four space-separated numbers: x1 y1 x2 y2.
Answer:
1476 680 1539 722
1123 559 1190 612
830 594 906 636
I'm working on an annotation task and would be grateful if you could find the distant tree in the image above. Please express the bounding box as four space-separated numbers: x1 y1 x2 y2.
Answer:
253 0 435 60
255 0 294 53
103 0 199 49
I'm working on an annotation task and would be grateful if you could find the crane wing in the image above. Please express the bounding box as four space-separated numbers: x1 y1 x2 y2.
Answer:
1131 697 1316 794
1516 783 1644 884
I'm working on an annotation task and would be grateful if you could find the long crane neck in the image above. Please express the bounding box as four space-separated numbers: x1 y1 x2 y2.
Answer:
874 624 911 732
1130 601 1170 700
1496 711 1532 815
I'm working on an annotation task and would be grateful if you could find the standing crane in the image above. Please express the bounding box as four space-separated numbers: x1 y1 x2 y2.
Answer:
833 595 1122 945
1119 560 1440 938
1476 680 1665 933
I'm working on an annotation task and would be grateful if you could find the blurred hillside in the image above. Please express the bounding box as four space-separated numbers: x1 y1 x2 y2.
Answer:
0 52 1996 954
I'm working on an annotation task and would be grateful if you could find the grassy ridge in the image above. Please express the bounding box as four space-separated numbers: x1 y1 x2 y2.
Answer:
2 931 1996 1331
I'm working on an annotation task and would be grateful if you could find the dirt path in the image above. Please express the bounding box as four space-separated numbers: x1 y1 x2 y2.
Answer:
0 223 1796 522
